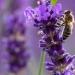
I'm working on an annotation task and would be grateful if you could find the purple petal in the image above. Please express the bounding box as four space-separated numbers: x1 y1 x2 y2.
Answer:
44 62 54 66
39 43 46 47
33 24 39 27
39 40 45 43
52 3 62 15
64 70 73 75
59 49 66 55
34 7 41 17
38 4 47 14
45 66 54 70
66 57 73 65
53 51 58 56
37 17 42 21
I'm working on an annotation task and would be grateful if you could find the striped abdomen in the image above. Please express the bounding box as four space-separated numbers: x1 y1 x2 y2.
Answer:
62 23 73 40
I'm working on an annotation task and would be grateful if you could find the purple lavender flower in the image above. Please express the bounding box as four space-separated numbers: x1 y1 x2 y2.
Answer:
25 0 75 75
51 3 62 16
3 14 30 73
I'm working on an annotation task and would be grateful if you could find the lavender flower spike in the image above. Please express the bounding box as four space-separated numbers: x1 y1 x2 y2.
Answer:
25 0 75 75
3 14 30 73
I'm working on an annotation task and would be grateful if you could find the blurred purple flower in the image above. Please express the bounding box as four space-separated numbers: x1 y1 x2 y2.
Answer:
3 13 30 73
8 0 26 13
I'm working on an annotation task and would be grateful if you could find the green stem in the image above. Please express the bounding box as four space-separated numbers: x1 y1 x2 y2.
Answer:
51 0 57 6
38 50 45 75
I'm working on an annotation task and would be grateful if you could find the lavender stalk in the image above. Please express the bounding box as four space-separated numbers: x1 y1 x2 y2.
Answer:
24 0 75 75
3 14 30 74
2 0 31 74
38 50 45 75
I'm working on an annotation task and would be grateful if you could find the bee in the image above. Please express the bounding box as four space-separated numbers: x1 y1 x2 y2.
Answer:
62 10 74 40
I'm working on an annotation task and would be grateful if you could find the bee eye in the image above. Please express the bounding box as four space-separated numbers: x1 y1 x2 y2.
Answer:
64 10 72 14
67 10 71 13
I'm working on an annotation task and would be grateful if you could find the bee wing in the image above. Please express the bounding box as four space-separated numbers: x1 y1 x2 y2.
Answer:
73 21 75 25
69 23 73 34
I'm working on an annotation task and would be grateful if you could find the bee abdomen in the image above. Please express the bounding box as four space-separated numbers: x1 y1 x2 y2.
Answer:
62 22 73 40
63 31 71 40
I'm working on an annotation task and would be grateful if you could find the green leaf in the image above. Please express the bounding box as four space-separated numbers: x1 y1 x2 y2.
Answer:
38 51 45 75
51 0 57 6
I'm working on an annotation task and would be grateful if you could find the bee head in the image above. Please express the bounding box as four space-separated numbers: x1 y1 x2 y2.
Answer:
64 10 72 14
63 10 74 23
